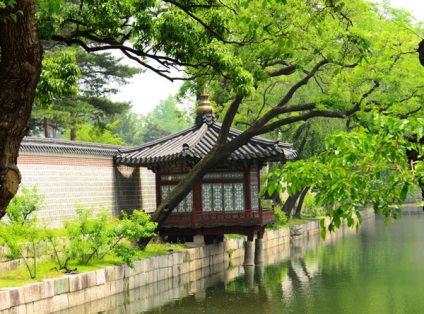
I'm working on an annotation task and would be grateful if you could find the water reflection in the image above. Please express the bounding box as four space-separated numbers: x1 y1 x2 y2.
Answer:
55 215 424 314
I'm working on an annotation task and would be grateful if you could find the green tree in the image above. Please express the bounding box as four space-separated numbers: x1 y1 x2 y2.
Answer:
63 120 124 145
1 0 424 238
32 48 80 138
111 111 145 146
143 95 192 142
31 48 140 140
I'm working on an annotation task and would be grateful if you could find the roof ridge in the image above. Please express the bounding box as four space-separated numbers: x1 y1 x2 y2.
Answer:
20 137 121 157
118 124 199 154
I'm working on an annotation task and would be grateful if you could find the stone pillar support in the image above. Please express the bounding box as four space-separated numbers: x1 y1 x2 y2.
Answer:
244 240 254 266
254 238 264 265
193 235 205 246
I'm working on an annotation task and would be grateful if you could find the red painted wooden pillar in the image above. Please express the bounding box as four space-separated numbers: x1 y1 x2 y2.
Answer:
244 169 252 212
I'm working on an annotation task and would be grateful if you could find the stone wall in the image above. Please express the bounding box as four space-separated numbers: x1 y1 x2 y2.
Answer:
0 243 228 313
10 138 157 228
0 209 375 313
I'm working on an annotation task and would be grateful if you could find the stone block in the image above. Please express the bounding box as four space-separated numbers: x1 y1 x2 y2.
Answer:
6 287 25 308
138 272 147 286
172 265 181 278
80 272 97 289
182 251 189 263
84 285 103 303
193 235 204 245
138 259 148 273
7 305 26 314
173 251 183 265
181 262 189 275
68 289 85 306
132 260 143 275
151 256 160 269
217 242 225 254
32 297 53 313
114 264 126 281
96 269 106 285
124 264 136 278
152 269 159 283
0 290 11 311
157 268 167 282
68 275 82 292
104 281 116 297
54 277 69 295
187 249 196 262
128 275 136 290
197 247 205 259
115 279 124 293
52 293 69 311
23 282 44 303
104 266 117 282
157 255 168 269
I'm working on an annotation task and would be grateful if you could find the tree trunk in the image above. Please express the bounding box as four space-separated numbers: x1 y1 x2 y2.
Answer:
138 95 245 248
293 187 310 219
281 192 301 220
138 140 244 248
44 117 51 138
0 0 43 218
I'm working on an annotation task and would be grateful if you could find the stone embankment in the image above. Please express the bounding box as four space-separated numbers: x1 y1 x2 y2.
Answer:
0 209 375 313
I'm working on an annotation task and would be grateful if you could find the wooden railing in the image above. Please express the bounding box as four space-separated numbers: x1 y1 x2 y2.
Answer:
163 209 275 227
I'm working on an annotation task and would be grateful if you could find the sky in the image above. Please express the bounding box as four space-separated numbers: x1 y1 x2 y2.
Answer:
112 0 424 116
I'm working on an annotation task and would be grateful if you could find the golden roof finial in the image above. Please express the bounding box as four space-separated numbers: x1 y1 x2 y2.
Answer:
196 85 214 117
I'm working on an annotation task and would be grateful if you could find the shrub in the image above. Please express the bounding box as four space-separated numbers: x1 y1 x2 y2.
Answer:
6 186 44 224
48 205 158 269
1 185 46 278
268 206 288 229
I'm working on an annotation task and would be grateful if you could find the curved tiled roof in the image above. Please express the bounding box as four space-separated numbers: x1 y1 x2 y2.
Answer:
19 137 121 157
115 115 297 167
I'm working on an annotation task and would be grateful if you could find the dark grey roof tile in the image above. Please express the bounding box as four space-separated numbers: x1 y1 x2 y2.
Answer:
116 116 297 166
20 137 121 157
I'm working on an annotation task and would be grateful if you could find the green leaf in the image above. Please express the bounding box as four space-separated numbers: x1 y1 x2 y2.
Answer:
399 183 409 202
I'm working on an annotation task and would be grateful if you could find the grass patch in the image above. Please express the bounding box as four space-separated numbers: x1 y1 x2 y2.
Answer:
0 243 186 289
136 243 186 259
224 234 245 240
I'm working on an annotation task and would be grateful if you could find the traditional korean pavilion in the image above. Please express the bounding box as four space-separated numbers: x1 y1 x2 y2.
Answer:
115 91 297 255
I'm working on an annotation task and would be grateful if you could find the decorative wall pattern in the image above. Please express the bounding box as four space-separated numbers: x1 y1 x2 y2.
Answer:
160 174 186 181
161 185 193 212
15 151 156 228
204 172 244 179
251 183 259 210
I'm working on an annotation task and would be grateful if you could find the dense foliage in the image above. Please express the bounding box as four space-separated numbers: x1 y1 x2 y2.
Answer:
1 0 423 234
0 187 157 278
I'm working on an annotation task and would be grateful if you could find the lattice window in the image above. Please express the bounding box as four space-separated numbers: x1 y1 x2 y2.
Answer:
234 183 244 210
202 184 213 211
212 184 223 211
202 183 224 211
161 185 193 212
250 183 259 210
223 183 234 211
161 185 171 201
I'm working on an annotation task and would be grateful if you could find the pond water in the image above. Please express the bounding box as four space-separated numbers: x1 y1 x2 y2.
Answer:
145 215 424 314
62 214 424 313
